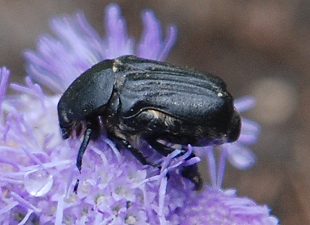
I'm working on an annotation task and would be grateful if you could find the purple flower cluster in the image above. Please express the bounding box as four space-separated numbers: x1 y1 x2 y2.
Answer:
0 3 278 225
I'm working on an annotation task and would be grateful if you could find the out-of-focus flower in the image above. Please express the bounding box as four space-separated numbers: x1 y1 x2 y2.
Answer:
24 4 177 93
0 3 278 225
179 145 278 225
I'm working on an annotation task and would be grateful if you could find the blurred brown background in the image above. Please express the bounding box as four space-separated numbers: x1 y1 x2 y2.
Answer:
0 1 309 224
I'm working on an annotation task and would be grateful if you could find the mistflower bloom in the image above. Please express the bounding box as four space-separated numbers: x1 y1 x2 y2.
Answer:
174 186 279 225
0 3 278 225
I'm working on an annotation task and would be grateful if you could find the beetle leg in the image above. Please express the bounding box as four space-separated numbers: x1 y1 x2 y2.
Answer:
121 140 160 168
73 127 93 193
147 139 203 190
180 154 203 190
76 128 93 173
146 138 186 156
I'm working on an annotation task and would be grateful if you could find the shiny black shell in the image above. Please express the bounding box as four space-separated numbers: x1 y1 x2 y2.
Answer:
57 55 241 191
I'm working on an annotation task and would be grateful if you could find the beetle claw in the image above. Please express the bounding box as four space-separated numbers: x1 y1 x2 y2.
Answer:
73 179 79 193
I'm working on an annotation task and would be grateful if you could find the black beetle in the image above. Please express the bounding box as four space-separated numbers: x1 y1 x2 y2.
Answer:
57 55 241 191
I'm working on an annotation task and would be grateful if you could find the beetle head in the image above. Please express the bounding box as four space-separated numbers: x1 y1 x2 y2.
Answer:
57 59 115 139
57 107 75 139
60 123 73 139
58 109 98 140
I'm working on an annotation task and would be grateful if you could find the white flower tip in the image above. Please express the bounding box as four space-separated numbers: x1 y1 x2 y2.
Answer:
106 3 121 17
0 67 10 75
142 9 157 21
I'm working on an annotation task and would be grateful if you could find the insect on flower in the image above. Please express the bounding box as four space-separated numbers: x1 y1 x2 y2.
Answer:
57 55 241 191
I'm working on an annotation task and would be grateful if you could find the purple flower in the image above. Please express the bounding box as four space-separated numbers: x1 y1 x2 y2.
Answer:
24 4 177 93
173 186 279 225
0 4 278 225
